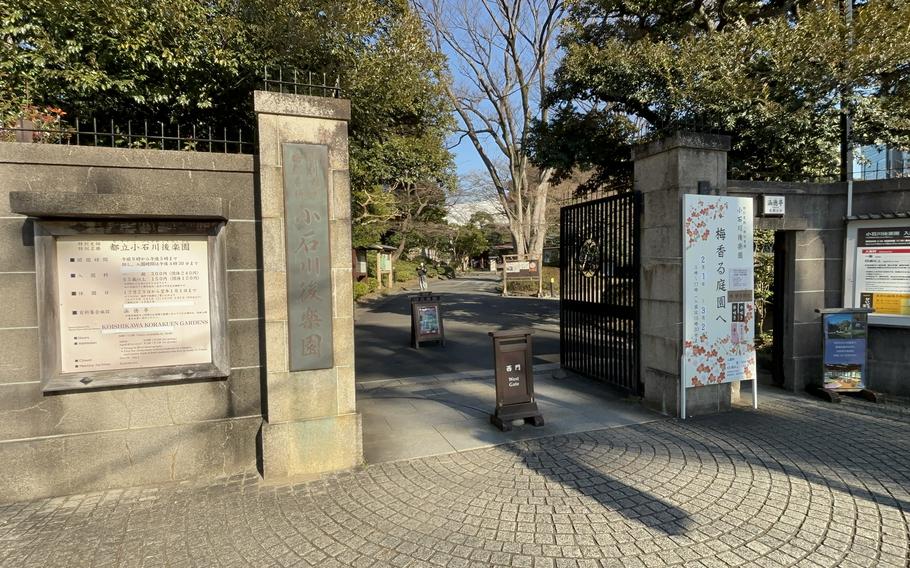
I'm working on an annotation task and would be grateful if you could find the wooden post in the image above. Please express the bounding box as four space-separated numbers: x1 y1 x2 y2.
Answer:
375 252 382 289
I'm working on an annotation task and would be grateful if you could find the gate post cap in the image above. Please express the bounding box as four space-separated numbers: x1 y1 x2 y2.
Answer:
489 329 534 338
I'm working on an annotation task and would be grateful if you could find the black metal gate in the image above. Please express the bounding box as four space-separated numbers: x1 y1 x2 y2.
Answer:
560 192 641 393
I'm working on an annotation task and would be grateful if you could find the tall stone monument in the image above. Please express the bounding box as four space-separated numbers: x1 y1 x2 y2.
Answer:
253 91 362 477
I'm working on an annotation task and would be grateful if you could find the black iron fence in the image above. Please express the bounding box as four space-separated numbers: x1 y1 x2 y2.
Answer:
560 191 642 394
1 66 342 154
1 117 253 154
262 66 342 98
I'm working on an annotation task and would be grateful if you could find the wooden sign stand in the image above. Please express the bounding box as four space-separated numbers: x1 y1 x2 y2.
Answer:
410 293 445 349
489 329 543 431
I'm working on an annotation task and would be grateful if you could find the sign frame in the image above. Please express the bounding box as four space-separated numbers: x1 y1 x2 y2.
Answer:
818 308 871 392
410 293 446 348
681 194 758 419
34 219 230 392
844 218 910 327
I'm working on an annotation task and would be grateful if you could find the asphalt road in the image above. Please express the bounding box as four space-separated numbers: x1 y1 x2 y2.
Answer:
354 272 559 381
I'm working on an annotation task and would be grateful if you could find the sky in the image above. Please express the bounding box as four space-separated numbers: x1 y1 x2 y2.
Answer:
427 0 564 198
452 136 485 179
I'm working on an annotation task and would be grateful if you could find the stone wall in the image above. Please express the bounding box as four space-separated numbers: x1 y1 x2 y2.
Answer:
727 181 845 391
0 143 261 502
634 133 910 412
727 178 910 396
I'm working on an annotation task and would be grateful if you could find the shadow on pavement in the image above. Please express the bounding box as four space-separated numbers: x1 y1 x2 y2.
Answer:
669 398 910 513
355 288 559 381
361 373 691 536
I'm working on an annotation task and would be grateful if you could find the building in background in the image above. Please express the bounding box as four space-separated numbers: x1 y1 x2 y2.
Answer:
855 145 910 180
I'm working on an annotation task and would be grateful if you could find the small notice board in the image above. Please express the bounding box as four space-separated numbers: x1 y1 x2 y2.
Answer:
844 220 910 327
819 308 871 392
410 293 445 348
502 254 541 296
489 329 543 431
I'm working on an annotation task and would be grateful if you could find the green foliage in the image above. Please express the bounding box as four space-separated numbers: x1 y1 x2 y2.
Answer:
754 229 775 335
453 225 488 259
467 211 510 250
0 0 454 248
353 277 379 301
394 260 418 282
506 266 559 295
0 0 249 122
393 258 454 282
537 0 910 185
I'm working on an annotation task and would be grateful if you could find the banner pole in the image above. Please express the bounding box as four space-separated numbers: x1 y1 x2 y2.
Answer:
752 377 758 409
680 356 687 419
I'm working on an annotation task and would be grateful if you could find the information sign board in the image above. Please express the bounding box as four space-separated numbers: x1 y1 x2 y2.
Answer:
379 253 392 272
854 226 910 317
682 195 757 416
503 257 539 279
33 219 229 392
56 235 212 373
501 254 542 297
761 195 785 216
489 330 543 431
283 143 334 371
417 305 440 335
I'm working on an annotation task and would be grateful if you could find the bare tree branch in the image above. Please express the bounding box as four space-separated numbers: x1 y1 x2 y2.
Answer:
416 0 563 259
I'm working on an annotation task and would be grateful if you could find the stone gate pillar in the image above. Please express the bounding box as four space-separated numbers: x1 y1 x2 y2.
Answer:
633 133 733 417
254 91 361 477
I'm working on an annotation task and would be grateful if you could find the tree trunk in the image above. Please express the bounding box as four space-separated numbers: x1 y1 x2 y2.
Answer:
527 170 552 262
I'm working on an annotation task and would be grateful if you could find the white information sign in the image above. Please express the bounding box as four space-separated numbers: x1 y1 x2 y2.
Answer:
761 195 785 216
682 195 756 415
56 235 212 373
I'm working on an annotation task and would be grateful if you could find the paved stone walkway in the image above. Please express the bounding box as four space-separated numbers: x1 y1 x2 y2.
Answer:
1 393 908 567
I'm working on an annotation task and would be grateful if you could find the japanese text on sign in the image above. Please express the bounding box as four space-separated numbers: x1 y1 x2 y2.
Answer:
57 235 212 373
683 195 756 389
854 227 910 317
283 143 334 371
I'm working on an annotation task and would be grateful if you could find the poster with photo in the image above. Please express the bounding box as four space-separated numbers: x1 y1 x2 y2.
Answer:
822 312 867 392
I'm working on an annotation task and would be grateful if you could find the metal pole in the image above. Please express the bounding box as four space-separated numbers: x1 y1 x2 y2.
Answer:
680 361 687 419
502 262 508 297
752 377 758 410
841 0 855 215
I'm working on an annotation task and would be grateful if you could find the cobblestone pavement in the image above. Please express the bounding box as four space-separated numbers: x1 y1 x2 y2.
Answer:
1 393 908 568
